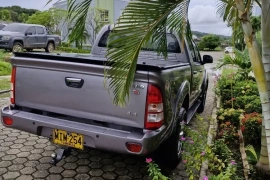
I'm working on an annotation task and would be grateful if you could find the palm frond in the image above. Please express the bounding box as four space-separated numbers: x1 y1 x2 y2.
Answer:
245 144 258 161
45 0 62 6
67 0 92 43
254 0 262 7
216 0 237 25
217 48 251 70
105 0 190 107
216 0 257 48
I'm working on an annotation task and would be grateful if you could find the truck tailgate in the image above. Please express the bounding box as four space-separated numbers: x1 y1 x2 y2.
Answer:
13 57 149 129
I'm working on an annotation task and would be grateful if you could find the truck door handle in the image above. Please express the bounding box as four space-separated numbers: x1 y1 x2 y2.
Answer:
193 71 197 74
199 70 203 72
65 77 84 88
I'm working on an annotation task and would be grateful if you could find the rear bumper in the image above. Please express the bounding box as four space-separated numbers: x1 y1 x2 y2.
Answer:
1 106 165 155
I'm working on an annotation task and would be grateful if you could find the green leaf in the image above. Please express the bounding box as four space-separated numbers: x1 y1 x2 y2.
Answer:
67 0 93 43
45 0 62 7
105 0 190 107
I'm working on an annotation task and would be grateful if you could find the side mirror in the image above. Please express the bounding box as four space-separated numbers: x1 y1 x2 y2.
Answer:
25 32 32 36
203 55 213 64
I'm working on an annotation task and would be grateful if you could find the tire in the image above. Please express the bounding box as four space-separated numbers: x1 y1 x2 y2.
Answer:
45 42 55 53
197 83 208 113
156 108 187 168
12 42 24 53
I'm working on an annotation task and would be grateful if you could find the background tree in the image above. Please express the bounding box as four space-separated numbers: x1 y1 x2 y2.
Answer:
251 15 261 32
18 13 29 23
9 10 19 22
198 34 221 50
85 8 110 45
27 9 67 35
1 9 11 21
0 6 38 22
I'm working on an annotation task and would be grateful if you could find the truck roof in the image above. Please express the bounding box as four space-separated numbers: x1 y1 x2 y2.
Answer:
6 23 45 28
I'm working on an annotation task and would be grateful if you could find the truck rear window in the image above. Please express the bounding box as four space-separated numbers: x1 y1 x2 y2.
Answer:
98 30 181 53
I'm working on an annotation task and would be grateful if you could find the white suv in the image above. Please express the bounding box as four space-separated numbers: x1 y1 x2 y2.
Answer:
224 46 233 54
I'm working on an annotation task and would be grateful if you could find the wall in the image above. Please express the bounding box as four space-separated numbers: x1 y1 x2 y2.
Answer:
113 0 129 22
96 0 114 23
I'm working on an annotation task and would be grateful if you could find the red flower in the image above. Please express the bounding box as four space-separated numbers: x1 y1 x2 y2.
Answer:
225 121 231 126
241 126 245 132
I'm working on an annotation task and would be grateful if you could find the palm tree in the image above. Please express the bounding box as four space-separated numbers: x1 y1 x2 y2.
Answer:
217 0 270 172
47 0 270 172
258 0 270 171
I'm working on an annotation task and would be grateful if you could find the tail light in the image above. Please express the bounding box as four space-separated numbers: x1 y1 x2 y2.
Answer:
3 117 13 126
126 142 142 153
144 84 164 129
10 67 16 104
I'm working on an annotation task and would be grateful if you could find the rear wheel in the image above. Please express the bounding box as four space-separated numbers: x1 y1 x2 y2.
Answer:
156 108 186 168
197 83 208 113
45 42 54 53
12 42 23 53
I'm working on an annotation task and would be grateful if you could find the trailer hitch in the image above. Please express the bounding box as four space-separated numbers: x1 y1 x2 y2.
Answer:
50 147 71 166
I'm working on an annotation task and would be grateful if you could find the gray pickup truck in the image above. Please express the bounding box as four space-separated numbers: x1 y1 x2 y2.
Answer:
1 24 213 167
0 23 61 53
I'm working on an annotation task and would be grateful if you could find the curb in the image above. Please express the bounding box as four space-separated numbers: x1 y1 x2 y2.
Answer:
0 90 10 94
199 67 223 179
199 95 220 179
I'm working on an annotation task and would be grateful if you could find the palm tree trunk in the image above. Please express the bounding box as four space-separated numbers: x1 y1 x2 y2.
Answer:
234 0 270 171
257 0 270 172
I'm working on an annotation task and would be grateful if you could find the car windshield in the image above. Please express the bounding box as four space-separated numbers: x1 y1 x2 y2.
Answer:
98 30 181 53
2 24 28 33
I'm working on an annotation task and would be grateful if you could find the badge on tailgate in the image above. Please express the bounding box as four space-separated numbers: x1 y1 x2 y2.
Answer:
53 129 84 150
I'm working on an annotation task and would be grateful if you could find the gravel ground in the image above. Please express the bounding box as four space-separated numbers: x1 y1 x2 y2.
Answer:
0 51 223 180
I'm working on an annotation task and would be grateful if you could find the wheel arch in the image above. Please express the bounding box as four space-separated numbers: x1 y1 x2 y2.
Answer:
13 39 24 46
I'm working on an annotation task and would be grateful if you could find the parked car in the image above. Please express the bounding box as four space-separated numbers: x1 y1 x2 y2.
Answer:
1 24 213 167
224 46 233 54
0 23 61 52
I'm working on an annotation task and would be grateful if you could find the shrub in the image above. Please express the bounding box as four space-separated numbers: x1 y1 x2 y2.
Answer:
223 95 262 113
61 42 70 47
217 122 239 146
217 108 243 128
56 47 90 54
211 139 233 166
215 75 259 107
241 113 262 146
0 61 11 76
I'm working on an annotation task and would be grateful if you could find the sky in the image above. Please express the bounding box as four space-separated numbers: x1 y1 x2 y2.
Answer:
0 0 233 36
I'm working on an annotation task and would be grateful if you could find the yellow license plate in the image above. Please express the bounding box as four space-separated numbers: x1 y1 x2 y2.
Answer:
53 129 84 150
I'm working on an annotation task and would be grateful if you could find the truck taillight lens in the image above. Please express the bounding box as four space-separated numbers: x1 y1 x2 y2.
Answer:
145 84 164 130
10 67 16 104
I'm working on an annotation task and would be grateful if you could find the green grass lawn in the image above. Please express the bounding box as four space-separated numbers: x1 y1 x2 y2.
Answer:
0 79 10 91
0 79 10 98
0 50 12 76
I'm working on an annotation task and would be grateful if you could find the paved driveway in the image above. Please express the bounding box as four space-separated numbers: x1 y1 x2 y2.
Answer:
0 51 223 180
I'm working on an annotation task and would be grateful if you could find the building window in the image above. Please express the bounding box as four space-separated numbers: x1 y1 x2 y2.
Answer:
100 10 109 22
